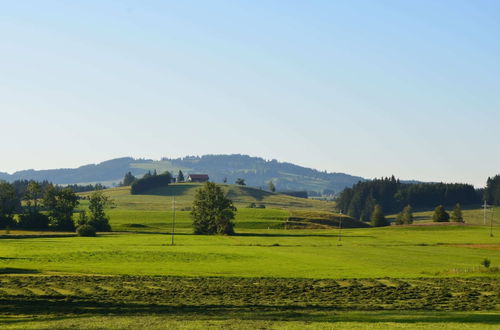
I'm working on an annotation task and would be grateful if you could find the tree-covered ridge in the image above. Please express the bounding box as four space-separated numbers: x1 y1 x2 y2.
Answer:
0 155 366 193
163 154 365 193
336 176 480 221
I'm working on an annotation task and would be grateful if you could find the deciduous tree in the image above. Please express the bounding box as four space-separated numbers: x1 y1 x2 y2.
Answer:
191 182 236 235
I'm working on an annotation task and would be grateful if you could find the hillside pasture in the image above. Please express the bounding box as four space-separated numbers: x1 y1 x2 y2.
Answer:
80 183 336 211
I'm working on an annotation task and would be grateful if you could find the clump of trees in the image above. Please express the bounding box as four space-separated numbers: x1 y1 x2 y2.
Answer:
370 204 389 227
191 182 236 235
336 176 479 221
130 171 173 194
395 205 413 225
484 175 500 205
268 181 276 192
0 180 112 233
43 185 80 231
432 205 450 222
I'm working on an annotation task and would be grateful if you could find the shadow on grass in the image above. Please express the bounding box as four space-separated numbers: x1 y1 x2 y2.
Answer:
233 232 375 238
0 297 499 325
0 268 40 274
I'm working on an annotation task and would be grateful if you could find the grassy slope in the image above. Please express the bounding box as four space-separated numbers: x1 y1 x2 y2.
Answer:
86 183 336 211
78 183 360 232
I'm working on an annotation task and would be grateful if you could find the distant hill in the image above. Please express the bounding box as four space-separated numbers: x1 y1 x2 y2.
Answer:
0 154 365 193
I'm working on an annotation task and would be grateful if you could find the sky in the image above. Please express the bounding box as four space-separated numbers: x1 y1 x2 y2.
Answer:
1 1 499 187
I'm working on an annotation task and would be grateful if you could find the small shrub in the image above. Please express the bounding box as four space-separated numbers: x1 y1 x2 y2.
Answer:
481 258 491 268
248 203 256 208
76 224 96 237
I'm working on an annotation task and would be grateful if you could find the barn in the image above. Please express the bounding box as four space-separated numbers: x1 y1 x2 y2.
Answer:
186 174 209 183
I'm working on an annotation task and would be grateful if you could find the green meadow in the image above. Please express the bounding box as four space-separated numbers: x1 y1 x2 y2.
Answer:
1 184 499 329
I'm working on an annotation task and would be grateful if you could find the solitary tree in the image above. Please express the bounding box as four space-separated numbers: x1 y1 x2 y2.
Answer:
86 190 112 231
235 178 246 186
177 170 185 183
450 203 464 222
371 204 389 227
191 182 236 235
268 181 276 192
432 205 450 222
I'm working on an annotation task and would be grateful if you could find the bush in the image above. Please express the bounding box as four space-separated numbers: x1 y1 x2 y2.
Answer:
432 205 450 222
481 258 491 268
76 224 96 237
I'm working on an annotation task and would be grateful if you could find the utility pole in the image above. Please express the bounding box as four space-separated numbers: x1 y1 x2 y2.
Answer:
490 207 494 238
171 196 176 245
483 200 488 225
337 211 343 246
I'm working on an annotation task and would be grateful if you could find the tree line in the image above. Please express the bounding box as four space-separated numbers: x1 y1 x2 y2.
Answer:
484 175 500 205
0 180 111 234
336 176 479 221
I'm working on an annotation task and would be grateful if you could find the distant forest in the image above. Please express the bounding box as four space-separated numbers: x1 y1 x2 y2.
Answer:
336 176 481 221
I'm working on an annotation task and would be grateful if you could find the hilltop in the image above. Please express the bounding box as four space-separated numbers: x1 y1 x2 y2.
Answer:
0 154 365 193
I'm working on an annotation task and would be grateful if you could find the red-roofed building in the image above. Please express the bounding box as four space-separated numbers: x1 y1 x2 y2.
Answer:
187 174 209 183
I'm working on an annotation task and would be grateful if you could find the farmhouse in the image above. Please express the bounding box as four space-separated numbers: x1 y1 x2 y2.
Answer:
187 174 209 183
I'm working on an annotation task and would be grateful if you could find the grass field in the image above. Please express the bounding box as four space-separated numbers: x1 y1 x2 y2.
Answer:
1 185 499 329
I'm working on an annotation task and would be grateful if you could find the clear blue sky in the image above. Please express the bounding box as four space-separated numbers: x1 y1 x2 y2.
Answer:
1 1 499 187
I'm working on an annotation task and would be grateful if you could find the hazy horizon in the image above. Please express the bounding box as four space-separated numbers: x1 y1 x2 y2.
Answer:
2 1 499 187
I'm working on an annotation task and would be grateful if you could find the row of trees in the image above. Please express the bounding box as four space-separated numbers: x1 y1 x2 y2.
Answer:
0 180 111 233
368 203 465 227
336 176 479 221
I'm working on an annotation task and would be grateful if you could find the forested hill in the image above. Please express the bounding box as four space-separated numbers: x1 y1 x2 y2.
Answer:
0 155 365 193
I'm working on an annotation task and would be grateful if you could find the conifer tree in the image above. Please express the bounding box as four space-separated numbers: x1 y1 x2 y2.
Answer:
371 204 389 227
122 172 136 186
177 170 185 182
